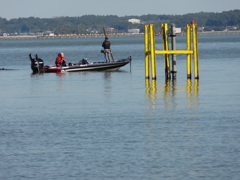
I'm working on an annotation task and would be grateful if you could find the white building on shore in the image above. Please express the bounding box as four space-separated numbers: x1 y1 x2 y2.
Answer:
128 18 141 24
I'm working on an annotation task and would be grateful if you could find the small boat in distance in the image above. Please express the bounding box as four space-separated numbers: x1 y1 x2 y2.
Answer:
29 54 131 74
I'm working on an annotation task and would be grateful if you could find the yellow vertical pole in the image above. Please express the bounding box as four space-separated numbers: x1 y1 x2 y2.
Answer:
150 24 157 80
192 24 199 79
144 25 150 79
161 24 166 75
186 24 192 79
162 23 170 79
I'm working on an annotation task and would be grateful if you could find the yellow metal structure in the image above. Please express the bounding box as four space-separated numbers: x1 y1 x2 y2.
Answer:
162 24 171 79
144 25 150 79
186 24 192 79
144 23 199 80
192 24 199 79
144 24 157 80
150 24 157 80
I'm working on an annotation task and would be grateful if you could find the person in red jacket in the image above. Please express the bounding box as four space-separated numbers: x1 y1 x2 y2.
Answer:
55 53 66 67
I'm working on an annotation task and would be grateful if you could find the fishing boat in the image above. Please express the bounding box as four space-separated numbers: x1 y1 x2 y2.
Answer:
29 54 131 73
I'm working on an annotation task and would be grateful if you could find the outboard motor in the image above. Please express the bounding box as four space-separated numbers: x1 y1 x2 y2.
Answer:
29 54 44 73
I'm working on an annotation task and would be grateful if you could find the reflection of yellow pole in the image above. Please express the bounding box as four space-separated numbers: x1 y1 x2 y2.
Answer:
163 80 171 108
151 79 157 96
145 79 157 109
186 24 192 79
145 78 150 98
193 24 199 79
186 78 199 109
186 79 192 98
145 78 150 89
150 79 157 109
150 24 157 80
164 80 171 93
194 79 199 95
144 25 150 79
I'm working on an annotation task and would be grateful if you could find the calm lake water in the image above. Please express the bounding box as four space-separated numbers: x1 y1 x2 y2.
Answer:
0 35 240 180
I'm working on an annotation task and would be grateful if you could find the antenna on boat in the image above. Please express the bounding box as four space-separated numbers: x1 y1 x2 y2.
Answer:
129 56 132 72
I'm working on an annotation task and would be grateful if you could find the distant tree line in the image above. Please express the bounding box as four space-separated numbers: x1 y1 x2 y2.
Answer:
0 9 239 34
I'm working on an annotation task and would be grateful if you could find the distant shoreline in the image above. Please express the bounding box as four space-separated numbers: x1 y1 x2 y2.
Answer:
0 33 142 40
0 31 240 40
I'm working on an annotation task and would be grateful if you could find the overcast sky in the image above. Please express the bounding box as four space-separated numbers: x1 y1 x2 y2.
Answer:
1 0 239 19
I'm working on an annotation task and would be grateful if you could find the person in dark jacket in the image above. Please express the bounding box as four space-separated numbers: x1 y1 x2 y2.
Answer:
102 37 114 62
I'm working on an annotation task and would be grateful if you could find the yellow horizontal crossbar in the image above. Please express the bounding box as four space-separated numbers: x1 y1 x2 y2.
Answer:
145 50 194 55
155 50 194 54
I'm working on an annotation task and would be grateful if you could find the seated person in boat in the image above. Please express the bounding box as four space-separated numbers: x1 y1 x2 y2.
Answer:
55 53 67 67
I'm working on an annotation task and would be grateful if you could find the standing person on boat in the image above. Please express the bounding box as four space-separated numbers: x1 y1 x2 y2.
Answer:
55 53 67 67
102 37 114 63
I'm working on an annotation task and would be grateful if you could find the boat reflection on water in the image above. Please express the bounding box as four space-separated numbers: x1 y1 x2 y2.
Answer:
145 79 199 110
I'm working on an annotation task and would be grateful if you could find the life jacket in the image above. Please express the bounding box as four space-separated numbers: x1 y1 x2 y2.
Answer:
56 56 63 66
102 40 111 49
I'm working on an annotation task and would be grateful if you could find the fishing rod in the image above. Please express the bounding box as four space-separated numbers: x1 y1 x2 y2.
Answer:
102 27 107 38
